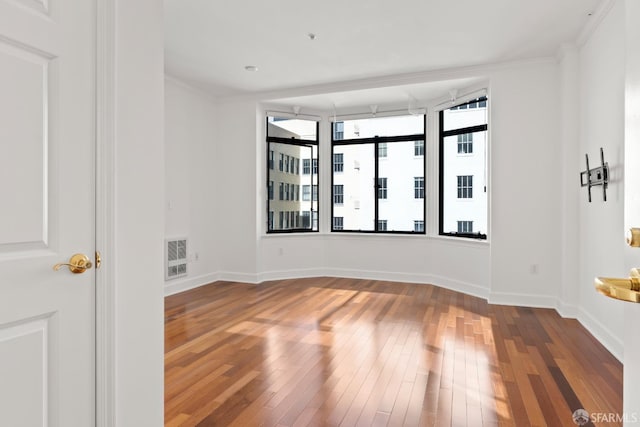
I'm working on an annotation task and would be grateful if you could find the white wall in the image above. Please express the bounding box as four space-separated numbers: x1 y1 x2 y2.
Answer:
164 78 219 295
623 0 640 420
577 0 626 358
114 0 164 425
214 100 260 281
488 61 563 308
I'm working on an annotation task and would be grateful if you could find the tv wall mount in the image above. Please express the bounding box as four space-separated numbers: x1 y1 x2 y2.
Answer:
580 147 609 202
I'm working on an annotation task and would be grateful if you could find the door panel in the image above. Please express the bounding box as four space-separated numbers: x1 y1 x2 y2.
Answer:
0 38 50 249
0 0 95 425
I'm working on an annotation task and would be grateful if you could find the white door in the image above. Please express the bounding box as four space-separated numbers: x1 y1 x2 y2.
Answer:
0 0 96 426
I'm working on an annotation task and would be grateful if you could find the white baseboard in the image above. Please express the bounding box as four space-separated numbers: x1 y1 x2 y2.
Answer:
164 272 219 296
488 291 559 309
577 307 623 362
488 291 622 362
162 269 623 362
257 268 328 283
555 300 579 319
322 267 490 299
217 271 261 284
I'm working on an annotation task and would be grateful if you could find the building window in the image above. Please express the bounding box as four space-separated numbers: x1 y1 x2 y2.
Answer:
414 177 424 199
439 96 488 239
333 153 344 172
457 133 473 154
331 114 425 233
267 116 319 233
414 220 424 232
377 178 387 199
312 158 318 175
457 175 473 199
312 184 318 201
302 211 310 228
457 221 473 233
334 121 344 140
333 216 344 230
378 142 387 158
333 185 344 205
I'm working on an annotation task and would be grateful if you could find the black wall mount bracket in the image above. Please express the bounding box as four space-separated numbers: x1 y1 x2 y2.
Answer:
580 147 609 202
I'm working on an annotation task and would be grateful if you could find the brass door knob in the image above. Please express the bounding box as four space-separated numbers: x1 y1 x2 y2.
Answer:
53 253 93 274
627 228 640 247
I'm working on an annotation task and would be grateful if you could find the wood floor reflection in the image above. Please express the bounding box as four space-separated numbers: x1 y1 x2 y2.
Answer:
165 278 622 426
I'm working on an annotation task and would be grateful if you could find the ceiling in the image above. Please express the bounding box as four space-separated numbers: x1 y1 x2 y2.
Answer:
165 0 604 106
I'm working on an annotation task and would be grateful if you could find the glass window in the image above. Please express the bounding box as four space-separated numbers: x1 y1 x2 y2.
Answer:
333 216 344 230
457 133 473 154
377 178 387 199
457 175 473 199
414 177 424 199
334 121 344 140
457 221 473 233
333 185 344 205
331 114 425 233
333 153 344 172
439 97 488 239
414 220 424 232
267 116 319 233
378 142 387 158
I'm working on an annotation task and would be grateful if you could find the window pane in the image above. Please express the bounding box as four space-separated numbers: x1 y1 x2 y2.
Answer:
378 140 424 232
267 142 318 232
332 144 375 231
441 128 487 236
443 97 488 132
337 114 423 140
267 117 317 140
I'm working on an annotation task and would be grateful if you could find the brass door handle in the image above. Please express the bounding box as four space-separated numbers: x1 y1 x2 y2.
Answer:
53 253 93 274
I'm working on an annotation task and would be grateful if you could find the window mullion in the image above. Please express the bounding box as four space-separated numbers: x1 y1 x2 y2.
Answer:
374 139 379 232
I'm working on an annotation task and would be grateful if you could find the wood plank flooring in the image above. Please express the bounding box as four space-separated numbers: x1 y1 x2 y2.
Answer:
165 278 622 426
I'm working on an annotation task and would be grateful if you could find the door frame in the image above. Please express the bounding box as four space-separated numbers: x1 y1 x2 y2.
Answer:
96 0 116 424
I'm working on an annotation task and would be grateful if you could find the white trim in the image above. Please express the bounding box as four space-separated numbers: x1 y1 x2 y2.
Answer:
164 273 219 296
576 0 617 47
163 270 622 362
95 0 116 425
257 268 328 283
219 56 554 104
577 307 623 362
489 291 623 362
488 291 559 309
217 271 262 284
265 110 321 121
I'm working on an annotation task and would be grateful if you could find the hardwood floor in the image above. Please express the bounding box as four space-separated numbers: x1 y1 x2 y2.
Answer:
165 278 622 426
